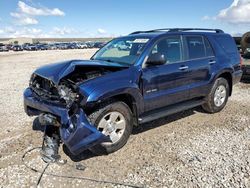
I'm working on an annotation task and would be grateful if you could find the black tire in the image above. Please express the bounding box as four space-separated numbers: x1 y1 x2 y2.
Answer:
88 101 133 155
202 77 229 113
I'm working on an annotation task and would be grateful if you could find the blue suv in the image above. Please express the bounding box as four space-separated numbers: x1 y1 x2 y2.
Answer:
24 28 242 158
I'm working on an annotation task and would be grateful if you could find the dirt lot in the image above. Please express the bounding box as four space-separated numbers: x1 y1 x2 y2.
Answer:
0 49 250 188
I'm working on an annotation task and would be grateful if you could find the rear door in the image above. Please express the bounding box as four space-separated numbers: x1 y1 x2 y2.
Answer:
183 35 214 98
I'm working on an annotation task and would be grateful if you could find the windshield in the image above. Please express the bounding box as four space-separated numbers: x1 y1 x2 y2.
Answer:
92 37 150 65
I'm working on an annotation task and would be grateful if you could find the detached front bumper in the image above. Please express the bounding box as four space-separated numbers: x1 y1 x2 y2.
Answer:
24 88 107 155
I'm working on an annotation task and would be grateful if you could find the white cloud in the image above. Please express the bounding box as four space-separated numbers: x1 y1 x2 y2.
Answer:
202 15 210 21
217 0 250 24
10 12 22 18
9 27 44 38
51 27 78 35
10 1 65 26
19 17 38 25
10 12 38 25
0 26 48 38
18 1 65 16
97 28 106 34
4 27 15 34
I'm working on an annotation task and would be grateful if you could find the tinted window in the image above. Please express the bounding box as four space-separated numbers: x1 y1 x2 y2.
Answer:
204 37 214 57
151 36 181 63
215 35 237 54
186 36 205 59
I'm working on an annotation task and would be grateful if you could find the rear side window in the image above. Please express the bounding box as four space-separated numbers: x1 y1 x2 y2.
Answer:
186 36 206 59
214 35 237 54
186 36 214 59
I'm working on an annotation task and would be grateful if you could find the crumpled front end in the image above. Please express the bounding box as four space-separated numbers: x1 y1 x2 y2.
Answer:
24 88 108 155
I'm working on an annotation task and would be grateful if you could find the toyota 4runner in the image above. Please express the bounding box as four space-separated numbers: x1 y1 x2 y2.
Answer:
24 28 242 159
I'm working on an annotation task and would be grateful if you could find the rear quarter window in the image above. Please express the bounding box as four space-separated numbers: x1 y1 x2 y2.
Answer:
214 35 238 54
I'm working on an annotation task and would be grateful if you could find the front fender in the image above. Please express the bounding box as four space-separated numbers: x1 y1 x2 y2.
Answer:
78 66 144 114
87 83 144 114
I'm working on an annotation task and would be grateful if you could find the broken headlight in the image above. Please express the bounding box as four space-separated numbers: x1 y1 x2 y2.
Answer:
57 84 79 107
29 73 36 86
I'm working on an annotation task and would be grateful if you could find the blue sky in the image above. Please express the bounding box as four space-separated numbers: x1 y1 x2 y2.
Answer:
0 0 249 38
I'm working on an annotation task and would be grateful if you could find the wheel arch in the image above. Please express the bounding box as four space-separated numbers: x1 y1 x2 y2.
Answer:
84 90 143 126
216 71 233 96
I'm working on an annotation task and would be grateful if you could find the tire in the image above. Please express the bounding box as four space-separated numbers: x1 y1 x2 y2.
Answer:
202 77 229 113
88 101 133 155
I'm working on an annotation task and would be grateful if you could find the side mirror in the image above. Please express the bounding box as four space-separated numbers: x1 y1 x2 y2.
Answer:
146 53 166 66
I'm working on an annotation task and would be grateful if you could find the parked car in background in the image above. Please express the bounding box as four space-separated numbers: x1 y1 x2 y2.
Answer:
6 44 13 50
47 44 58 50
86 41 95 48
0 44 9 52
78 42 88 49
67 43 78 49
12 45 23 51
93 41 106 48
24 44 38 51
241 58 250 80
37 44 48 50
57 43 68 50
242 48 250 59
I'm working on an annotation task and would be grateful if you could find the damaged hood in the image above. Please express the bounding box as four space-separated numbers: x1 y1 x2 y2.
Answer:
34 59 126 85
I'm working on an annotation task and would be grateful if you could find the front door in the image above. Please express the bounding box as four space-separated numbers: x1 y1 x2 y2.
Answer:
142 35 191 112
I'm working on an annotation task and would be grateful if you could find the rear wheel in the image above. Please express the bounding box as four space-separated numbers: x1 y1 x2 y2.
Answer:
202 77 229 113
88 101 133 155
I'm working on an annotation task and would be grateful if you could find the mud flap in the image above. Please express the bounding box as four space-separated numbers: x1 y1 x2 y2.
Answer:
60 109 109 155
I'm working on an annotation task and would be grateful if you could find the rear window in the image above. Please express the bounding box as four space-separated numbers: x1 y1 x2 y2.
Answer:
215 35 237 54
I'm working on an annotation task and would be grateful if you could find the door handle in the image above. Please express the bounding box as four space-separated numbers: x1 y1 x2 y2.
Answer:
209 60 216 65
179 66 189 70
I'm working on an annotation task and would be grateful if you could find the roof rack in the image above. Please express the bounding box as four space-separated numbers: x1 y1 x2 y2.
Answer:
130 28 224 35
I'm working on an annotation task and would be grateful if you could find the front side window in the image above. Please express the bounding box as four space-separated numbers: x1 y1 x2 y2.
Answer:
92 37 150 66
150 36 182 63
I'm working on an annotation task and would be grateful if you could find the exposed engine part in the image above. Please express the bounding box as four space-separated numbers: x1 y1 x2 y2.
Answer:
64 66 122 84
39 113 60 127
41 125 61 163
57 84 79 107
29 66 124 108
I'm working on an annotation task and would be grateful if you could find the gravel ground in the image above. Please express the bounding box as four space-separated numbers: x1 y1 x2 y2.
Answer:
0 50 250 188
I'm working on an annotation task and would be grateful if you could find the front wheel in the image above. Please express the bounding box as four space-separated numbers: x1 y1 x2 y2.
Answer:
88 101 133 155
202 77 229 113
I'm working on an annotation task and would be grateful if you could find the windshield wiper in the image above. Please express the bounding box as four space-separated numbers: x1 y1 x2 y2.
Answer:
96 58 130 66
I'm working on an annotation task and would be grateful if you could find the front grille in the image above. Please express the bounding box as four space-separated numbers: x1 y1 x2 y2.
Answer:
30 75 62 103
